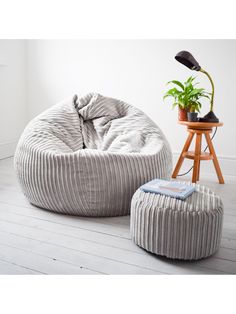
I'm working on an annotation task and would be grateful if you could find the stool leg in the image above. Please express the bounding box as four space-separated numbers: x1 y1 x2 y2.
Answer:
192 133 202 183
172 132 194 178
205 132 225 184
197 155 201 181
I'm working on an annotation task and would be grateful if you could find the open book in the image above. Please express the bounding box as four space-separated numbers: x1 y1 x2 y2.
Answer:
140 179 195 200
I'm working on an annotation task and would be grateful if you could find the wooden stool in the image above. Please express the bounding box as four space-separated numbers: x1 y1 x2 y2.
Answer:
172 121 224 184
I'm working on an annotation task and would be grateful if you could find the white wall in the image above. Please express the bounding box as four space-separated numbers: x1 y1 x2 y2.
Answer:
1 39 235 176
0 40 27 159
26 39 236 176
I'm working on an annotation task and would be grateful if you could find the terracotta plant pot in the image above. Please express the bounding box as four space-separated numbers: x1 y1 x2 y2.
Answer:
178 107 189 121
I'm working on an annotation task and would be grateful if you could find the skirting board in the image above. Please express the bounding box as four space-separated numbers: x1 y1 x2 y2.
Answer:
172 152 236 178
0 140 17 160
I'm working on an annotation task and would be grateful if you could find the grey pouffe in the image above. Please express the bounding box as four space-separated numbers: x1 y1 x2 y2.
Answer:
130 183 224 260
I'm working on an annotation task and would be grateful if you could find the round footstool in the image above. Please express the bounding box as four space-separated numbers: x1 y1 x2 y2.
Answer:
130 183 223 260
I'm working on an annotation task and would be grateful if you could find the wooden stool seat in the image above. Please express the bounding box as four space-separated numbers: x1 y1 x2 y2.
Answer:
172 121 224 184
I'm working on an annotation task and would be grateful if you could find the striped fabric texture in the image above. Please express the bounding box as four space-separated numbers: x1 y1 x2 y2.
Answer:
14 93 172 216
130 182 224 260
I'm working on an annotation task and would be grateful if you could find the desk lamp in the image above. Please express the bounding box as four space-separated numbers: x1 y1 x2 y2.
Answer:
175 51 219 122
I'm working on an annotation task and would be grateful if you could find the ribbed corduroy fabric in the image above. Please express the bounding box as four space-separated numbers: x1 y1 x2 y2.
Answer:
14 93 172 216
130 183 223 260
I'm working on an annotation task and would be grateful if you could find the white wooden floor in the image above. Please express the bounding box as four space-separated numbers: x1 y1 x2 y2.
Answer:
0 157 236 274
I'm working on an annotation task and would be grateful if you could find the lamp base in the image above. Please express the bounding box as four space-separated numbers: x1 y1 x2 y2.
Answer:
198 111 219 123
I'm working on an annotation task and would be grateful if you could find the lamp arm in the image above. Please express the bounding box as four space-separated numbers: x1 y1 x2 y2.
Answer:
199 68 214 112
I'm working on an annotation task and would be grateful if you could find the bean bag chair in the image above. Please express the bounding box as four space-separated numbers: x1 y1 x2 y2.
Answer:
14 93 172 216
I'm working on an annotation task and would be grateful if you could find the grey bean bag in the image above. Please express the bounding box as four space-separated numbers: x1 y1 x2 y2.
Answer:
14 93 172 216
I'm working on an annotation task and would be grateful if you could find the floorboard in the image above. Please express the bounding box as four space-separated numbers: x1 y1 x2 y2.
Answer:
0 157 236 274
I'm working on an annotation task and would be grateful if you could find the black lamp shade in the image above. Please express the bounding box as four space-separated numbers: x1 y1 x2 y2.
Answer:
175 51 201 71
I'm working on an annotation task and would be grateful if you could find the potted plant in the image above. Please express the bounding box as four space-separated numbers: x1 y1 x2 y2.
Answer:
163 76 210 121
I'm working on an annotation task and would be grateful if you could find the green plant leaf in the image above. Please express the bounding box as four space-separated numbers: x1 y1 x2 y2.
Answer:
187 76 196 83
171 102 179 109
167 80 184 90
200 94 210 99
163 76 210 112
189 88 205 97
163 94 172 100
165 87 181 97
